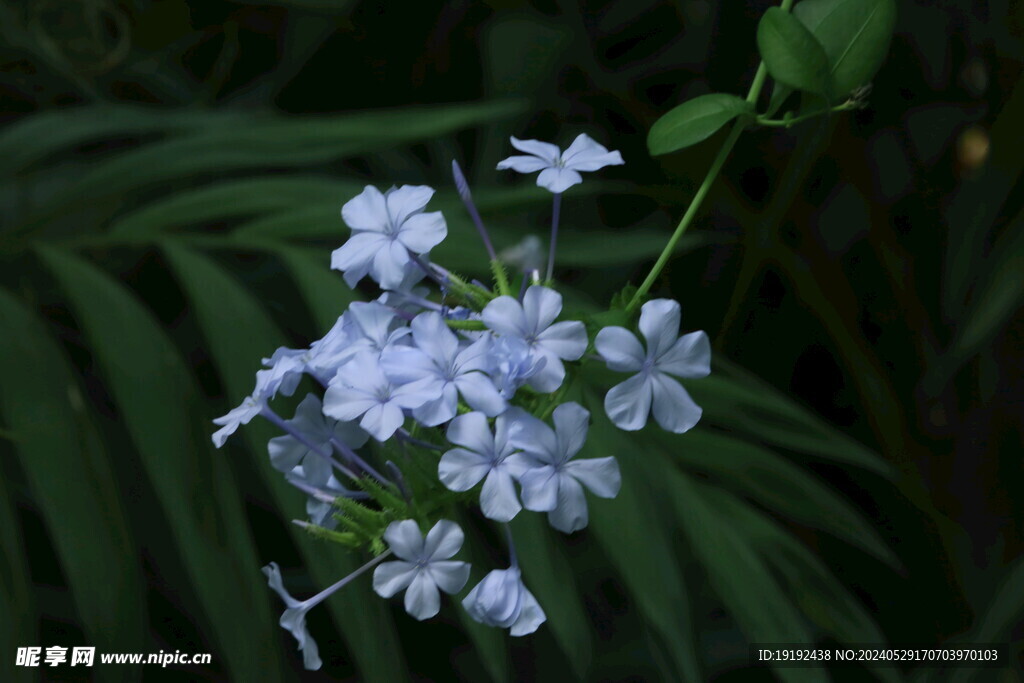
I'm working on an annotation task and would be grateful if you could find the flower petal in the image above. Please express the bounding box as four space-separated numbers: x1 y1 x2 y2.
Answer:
522 286 563 333
560 133 624 172
548 475 588 533
372 239 410 290
454 372 506 417
603 372 653 431
537 320 587 360
508 137 561 165
518 466 560 512
383 520 425 559
385 185 434 226
446 411 494 454
509 586 546 636
537 167 583 193
360 401 405 441
496 155 551 173
481 296 530 337
657 330 711 379
564 456 621 499
372 560 418 598
480 469 522 522
410 312 459 366
650 372 702 434
322 385 377 422
341 185 389 233
438 447 491 491
551 402 590 460
639 299 681 358
526 351 565 393
428 560 471 594
330 231 388 274
404 570 442 620
595 326 646 372
422 519 465 560
399 211 447 254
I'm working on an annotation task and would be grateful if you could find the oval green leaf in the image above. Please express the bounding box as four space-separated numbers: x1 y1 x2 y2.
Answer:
757 8 833 98
648 93 753 156
794 0 898 96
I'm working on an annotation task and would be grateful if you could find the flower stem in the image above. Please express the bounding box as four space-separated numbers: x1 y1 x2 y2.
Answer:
545 192 563 283
756 100 858 127
625 0 795 314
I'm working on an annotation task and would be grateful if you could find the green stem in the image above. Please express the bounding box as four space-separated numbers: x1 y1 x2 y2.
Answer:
626 0 794 314
490 259 512 297
756 100 858 127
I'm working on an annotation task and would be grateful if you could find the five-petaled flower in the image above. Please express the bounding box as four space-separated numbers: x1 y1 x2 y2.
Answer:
508 402 622 534
496 134 624 193
331 185 447 290
373 520 471 620
595 299 710 433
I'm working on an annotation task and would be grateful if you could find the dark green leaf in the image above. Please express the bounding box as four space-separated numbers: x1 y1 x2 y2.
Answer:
276 245 359 330
161 243 409 681
757 8 833 98
36 247 288 680
794 0 898 96
0 288 146 653
648 94 754 155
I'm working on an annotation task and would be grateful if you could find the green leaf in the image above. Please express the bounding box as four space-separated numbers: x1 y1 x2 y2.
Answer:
35 247 288 680
160 243 409 681
109 177 364 235
757 8 833 98
509 513 593 679
794 0 898 97
42 101 524 216
276 245 359 330
648 94 754 155
661 429 897 566
0 289 146 653
584 404 704 681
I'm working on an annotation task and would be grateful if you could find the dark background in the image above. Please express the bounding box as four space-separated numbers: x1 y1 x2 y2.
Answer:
1 0 1022 681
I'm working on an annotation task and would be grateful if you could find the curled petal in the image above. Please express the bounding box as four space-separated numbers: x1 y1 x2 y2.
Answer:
496 155 550 173
560 133 625 172
509 587 546 636
508 137 561 164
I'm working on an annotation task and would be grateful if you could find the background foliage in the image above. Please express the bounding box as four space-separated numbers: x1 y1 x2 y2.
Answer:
1 0 1021 680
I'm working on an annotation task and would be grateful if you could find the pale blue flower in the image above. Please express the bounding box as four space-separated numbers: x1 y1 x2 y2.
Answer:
485 335 547 399
339 301 412 363
263 562 328 670
373 520 471 620
438 411 529 522
508 403 621 534
322 352 436 441
462 567 546 636
331 185 447 290
267 394 368 487
212 367 290 447
496 134 624 193
595 299 710 433
481 286 587 393
380 312 505 426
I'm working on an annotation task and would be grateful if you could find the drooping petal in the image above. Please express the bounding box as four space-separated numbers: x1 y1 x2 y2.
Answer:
371 560 418 598
518 466 560 512
427 560 471 594
480 469 522 522
649 372 702 434
341 185 389 233
382 519 425 560
422 519 465 560
547 475 588 533
522 286 563 333
495 155 551 173
551 402 590 460
399 211 447 254
438 447 491 491
508 137 561 165
657 330 712 379
537 167 583 193
481 296 530 337
564 456 621 498
509 586 546 636
385 185 434 227
594 326 646 372
603 373 653 431
638 299 681 358
404 571 441 620
537 320 588 361
560 133 625 172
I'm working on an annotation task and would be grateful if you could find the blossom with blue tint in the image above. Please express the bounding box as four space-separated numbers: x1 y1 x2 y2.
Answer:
322 352 436 441
380 312 506 426
438 411 529 522
267 394 368 487
373 519 471 620
496 134 624 194
482 286 587 393
508 403 621 534
462 567 546 635
331 185 447 290
485 335 547 399
212 367 294 447
595 299 710 433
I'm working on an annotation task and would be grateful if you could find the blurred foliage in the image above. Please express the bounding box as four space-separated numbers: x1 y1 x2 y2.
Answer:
1 0 1022 681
